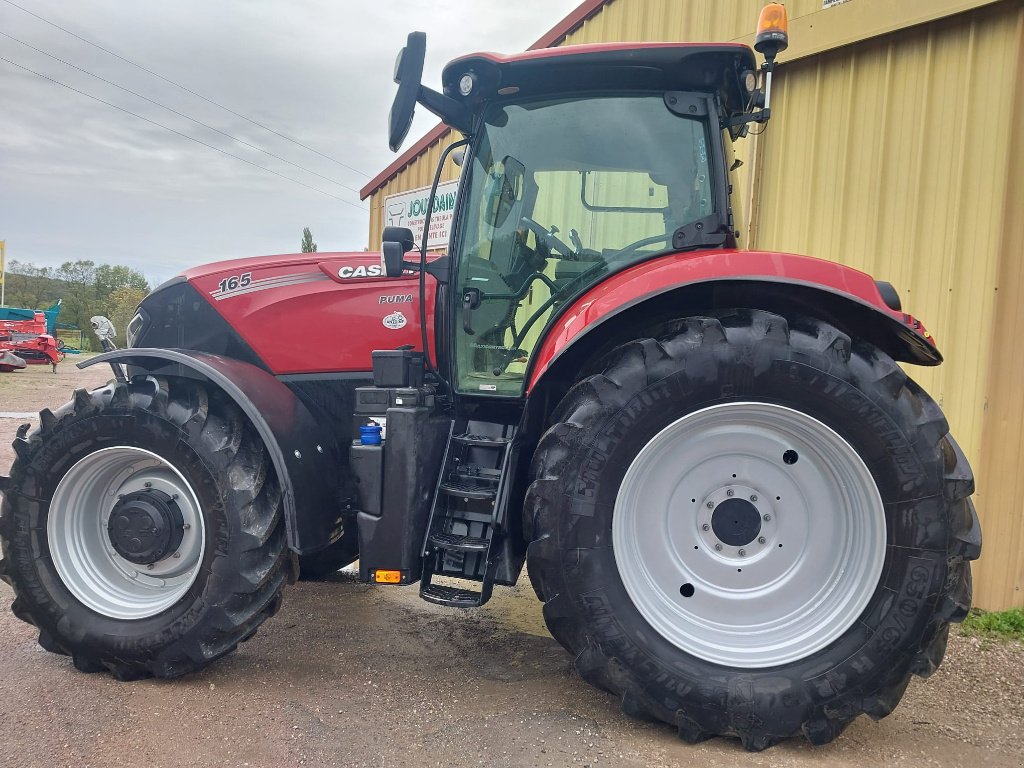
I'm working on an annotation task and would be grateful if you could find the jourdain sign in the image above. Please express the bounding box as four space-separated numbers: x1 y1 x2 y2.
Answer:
383 180 460 251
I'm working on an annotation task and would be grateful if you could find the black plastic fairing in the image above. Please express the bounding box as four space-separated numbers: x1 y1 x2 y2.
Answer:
442 46 757 117
130 279 267 370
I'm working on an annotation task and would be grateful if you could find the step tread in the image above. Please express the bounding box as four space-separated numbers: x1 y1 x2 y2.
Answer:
420 583 483 608
440 481 497 500
450 464 501 479
429 531 490 552
452 433 510 447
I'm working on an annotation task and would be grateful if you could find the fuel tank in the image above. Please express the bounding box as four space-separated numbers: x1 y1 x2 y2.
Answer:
135 252 435 375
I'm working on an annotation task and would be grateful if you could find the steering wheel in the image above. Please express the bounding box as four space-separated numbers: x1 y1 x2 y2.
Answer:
520 217 574 258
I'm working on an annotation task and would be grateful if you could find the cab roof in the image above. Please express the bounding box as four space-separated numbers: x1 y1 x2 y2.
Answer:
442 43 757 115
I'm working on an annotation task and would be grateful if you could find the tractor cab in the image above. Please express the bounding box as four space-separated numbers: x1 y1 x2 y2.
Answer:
384 42 766 399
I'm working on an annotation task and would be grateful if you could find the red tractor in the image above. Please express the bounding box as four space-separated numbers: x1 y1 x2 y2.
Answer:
0 7 979 750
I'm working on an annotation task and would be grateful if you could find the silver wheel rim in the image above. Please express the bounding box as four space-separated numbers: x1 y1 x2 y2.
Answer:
48 446 206 620
613 402 885 668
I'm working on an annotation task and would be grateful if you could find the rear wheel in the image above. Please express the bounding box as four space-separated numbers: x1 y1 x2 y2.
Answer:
524 310 980 750
0 377 296 679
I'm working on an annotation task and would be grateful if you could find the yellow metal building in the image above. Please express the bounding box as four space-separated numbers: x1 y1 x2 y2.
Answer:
361 0 1024 610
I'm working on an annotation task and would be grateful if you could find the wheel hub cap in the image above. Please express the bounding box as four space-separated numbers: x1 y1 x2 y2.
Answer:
710 497 762 547
107 489 185 565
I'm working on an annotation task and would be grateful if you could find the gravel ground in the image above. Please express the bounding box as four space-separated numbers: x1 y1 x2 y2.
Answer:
1 362 1022 768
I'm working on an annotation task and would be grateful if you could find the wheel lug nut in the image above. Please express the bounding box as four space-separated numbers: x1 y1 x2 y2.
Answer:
182 523 191 530
758 536 766 544
173 552 181 559
763 514 772 522
144 482 152 488
706 502 714 509
702 523 710 531
738 549 746 557
726 489 734 497
750 494 758 502
146 564 154 570
714 543 723 552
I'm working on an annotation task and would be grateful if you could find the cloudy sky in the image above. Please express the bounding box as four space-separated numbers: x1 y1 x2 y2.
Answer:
0 0 582 285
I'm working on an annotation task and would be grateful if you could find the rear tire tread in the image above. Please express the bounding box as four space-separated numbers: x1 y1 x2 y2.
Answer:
524 310 979 750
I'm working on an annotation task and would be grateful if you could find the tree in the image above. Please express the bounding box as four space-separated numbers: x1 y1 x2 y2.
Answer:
54 260 97 287
95 264 149 300
107 285 150 346
53 260 98 346
300 227 317 253
3 260 57 310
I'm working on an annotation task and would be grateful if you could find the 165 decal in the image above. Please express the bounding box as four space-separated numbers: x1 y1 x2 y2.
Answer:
218 272 252 293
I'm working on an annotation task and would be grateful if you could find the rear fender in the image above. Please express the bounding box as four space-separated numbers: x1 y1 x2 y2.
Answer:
80 349 342 554
526 251 941 395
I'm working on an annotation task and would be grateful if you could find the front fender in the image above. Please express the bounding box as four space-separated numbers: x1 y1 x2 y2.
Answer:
80 349 342 554
526 249 940 392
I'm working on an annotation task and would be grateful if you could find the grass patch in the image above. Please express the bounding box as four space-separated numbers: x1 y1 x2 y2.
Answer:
959 608 1024 641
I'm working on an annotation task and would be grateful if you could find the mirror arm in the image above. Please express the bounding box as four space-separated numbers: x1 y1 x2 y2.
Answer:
424 254 450 283
417 86 474 134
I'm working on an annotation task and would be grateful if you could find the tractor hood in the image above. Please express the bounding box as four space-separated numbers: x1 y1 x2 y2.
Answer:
134 251 435 375
180 251 377 282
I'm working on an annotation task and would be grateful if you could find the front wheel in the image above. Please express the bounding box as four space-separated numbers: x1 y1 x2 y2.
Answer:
0 377 297 679
524 310 980 750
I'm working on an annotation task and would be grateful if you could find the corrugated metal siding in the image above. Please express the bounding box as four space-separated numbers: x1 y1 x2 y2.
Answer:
366 0 1024 607
752 2 1023 608
974 5 1024 609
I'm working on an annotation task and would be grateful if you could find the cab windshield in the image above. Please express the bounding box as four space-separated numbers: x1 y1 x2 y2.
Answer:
453 93 715 396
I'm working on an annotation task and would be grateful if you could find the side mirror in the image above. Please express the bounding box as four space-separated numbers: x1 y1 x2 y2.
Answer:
381 226 417 277
382 226 416 252
388 32 426 152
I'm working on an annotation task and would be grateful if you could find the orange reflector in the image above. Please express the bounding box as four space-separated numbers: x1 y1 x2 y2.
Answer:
374 569 402 584
755 3 789 55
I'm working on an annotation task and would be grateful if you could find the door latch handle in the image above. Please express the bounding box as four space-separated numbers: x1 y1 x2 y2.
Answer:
462 288 481 336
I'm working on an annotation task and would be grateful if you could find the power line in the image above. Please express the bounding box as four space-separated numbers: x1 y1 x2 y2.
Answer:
0 0 370 178
0 30 364 196
0 56 368 212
